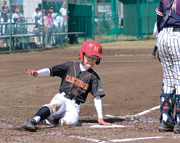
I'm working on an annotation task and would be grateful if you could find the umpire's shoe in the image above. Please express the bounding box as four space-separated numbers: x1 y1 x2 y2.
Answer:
158 120 174 132
22 119 37 132
174 122 180 134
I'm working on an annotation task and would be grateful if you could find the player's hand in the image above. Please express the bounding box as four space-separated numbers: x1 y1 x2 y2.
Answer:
152 32 156 37
98 118 112 126
25 69 38 77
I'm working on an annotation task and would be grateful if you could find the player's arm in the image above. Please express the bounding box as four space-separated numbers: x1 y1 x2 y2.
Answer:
25 68 50 77
94 96 112 126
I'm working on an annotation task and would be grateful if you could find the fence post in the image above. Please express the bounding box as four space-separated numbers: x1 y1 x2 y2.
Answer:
9 0 12 52
41 0 44 49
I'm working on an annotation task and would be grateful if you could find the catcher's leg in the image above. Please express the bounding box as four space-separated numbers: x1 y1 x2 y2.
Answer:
174 95 180 133
158 92 175 132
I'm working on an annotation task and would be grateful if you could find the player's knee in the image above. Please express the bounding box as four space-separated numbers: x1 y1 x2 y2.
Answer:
44 100 65 117
59 113 79 126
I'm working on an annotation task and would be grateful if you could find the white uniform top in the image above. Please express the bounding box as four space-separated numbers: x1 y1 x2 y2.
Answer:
60 7 67 16
12 13 23 19
32 12 39 23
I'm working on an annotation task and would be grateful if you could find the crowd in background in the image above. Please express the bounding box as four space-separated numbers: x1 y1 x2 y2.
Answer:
0 2 67 48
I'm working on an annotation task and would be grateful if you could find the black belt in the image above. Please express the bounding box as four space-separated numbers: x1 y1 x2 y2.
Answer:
64 94 80 105
173 27 180 32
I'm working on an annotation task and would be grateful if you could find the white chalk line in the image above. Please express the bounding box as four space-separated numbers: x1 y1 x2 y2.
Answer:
0 104 109 108
115 54 152 57
109 136 165 142
102 61 145 63
106 105 160 119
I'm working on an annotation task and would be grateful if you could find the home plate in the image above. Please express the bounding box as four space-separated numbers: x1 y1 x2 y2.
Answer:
89 124 130 128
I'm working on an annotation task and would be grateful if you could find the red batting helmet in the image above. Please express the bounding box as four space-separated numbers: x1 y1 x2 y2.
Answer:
78 40 102 65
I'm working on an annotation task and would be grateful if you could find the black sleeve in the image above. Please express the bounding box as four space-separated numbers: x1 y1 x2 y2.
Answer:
157 15 163 33
90 73 105 98
49 61 71 78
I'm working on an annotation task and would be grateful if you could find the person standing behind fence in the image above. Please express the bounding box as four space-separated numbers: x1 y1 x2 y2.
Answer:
152 21 158 58
12 8 25 48
42 10 54 48
156 0 180 134
59 2 67 31
49 6 58 46
32 8 40 45
1 6 8 43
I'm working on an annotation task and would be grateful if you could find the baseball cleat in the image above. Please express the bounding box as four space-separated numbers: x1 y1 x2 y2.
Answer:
22 119 37 132
158 120 174 132
174 122 180 134
152 52 156 58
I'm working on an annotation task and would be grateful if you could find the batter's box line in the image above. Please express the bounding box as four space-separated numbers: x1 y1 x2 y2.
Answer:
106 105 160 119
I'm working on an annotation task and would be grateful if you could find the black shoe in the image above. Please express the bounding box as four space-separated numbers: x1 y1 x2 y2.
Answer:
174 122 180 134
152 52 156 58
158 120 174 132
22 119 37 132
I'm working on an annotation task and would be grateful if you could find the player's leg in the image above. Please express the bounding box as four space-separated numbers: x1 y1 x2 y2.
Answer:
158 30 175 131
22 93 66 131
152 45 158 58
22 106 51 132
41 95 80 126
169 33 180 133
34 36 38 45
58 98 79 126
64 18 67 31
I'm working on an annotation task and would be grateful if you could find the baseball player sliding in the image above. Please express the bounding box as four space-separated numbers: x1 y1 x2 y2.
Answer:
156 0 180 133
22 40 112 132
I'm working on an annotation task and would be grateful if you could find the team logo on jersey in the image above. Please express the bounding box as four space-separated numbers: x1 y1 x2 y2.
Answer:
98 88 103 92
94 46 99 52
66 75 89 90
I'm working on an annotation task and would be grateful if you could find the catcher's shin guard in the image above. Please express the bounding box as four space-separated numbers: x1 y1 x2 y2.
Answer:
174 95 180 133
158 93 175 132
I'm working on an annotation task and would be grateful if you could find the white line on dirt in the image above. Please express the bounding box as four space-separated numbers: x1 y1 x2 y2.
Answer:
102 61 145 63
106 105 160 119
109 136 165 142
115 54 152 56
0 104 109 108
69 135 104 143
69 135 166 142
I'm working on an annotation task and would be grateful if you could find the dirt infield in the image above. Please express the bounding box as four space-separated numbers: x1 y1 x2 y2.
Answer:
1 39 180 142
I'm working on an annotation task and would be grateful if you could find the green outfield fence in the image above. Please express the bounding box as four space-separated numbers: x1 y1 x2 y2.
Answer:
0 0 159 53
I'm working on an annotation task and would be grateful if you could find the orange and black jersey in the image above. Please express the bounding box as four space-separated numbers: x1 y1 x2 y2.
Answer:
49 61 105 103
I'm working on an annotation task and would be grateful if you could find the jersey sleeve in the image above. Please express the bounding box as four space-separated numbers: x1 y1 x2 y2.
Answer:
90 73 105 98
49 61 71 78
156 0 164 17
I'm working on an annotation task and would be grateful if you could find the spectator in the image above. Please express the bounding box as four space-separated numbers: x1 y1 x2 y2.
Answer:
12 8 24 23
38 9 45 18
152 22 158 58
53 14 62 45
43 10 54 48
49 6 58 45
59 2 67 31
12 8 25 49
0 6 8 43
32 8 40 45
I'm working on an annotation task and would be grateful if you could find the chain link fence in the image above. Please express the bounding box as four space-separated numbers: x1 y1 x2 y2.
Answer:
0 0 158 53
